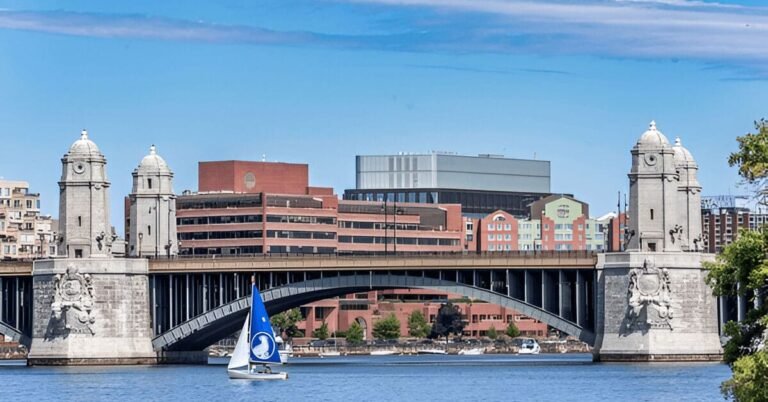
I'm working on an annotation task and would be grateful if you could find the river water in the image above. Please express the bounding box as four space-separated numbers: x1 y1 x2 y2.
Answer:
0 354 730 401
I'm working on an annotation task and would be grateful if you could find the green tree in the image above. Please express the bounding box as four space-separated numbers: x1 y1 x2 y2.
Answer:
705 122 768 401
313 322 329 340
429 302 465 343
728 119 768 185
506 321 520 338
373 313 401 340
407 310 430 338
270 308 303 339
346 321 365 345
487 325 498 340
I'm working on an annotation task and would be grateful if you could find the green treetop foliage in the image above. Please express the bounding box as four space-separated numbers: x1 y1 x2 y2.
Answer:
728 119 768 185
706 122 768 401
270 308 303 339
407 310 430 338
487 325 498 340
373 313 402 340
313 322 329 340
705 229 768 296
429 302 465 343
506 321 521 338
346 321 365 345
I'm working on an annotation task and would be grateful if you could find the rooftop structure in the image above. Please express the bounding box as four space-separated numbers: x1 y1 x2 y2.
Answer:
345 152 552 217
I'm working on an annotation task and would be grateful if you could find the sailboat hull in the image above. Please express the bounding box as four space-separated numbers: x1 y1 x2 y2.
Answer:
228 369 288 380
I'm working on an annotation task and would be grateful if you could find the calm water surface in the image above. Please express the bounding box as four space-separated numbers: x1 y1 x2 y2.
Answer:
0 354 730 401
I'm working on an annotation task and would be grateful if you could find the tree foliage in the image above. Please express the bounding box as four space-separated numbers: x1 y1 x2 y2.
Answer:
506 321 521 338
346 321 365 345
707 124 768 401
487 325 498 340
270 308 303 339
429 302 465 343
407 310 430 338
313 322 329 340
728 119 768 185
373 313 401 340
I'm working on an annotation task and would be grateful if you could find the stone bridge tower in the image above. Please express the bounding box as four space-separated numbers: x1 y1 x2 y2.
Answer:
594 122 721 361
129 145 177 258
28 130 156 365
57 130 112 258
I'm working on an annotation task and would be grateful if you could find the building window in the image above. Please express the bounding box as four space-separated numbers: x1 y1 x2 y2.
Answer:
148 225 152 236
487 224 495 231
650 209 654 220
78 216 82 227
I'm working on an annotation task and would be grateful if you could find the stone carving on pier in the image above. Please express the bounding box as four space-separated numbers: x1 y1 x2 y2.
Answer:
625 257 673 332
51 264 96 335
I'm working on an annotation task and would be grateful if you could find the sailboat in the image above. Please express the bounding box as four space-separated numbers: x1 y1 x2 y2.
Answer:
227 279 288 380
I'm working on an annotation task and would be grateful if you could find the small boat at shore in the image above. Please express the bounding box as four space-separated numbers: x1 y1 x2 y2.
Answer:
458 347 485 355
319 351 341 358
517 338 541 355
417 348 448 355
227 279 288 380
370 350 397 356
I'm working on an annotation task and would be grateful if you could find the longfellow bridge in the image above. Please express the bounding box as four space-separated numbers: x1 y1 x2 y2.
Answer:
2 252 601 352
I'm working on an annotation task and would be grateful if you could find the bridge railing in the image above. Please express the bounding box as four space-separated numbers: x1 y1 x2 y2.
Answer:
145 250 599 260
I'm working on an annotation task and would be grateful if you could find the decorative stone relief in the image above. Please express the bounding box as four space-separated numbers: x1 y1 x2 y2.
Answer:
51 264 96 335
626 257 673 331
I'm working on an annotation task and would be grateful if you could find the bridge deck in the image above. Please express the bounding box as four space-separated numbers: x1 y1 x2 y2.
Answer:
0 252 598 276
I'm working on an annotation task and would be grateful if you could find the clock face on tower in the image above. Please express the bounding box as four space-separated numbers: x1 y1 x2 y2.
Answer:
73 162 86 174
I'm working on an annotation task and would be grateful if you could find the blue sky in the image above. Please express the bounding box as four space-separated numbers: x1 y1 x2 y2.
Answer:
1 0 767 234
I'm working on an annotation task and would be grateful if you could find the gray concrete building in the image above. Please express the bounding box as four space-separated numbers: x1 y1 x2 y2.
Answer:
128 145 177 258
345 152 551 217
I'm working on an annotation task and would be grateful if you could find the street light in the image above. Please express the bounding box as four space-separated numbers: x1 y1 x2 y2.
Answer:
381 199 388 255
138 232 144 258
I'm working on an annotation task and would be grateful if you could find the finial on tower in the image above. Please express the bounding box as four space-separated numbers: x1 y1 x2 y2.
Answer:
675 137 682 146
649 120 657 131
150 144 156 155
81 129 88 139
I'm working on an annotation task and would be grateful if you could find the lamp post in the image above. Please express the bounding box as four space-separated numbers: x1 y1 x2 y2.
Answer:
381 199 388 255
393 203 403 254
38 232 46 259
138 232 144 258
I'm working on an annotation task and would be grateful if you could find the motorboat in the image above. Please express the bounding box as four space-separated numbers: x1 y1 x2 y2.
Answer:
517 338 541 355
458 347 485 355
318 350 341 358
227 279 288 380
275 336 292 364
416 348 447 355
370 350 397 356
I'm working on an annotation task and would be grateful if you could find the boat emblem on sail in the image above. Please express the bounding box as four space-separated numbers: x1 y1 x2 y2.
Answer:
251 332 277 360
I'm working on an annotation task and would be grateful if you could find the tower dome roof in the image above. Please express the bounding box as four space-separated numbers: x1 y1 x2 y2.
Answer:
636 121 670 147
68 129 102 156
137 145 171 173
672 137 696 165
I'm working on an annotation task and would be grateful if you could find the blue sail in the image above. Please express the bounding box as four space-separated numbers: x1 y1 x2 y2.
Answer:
248 284 282 364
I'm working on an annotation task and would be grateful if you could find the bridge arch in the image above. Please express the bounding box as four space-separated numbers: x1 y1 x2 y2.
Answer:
153 274 595 351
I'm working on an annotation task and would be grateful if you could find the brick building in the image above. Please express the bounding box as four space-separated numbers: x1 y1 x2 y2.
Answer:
174 160 463 256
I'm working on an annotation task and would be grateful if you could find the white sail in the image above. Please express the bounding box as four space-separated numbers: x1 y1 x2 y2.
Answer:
228 318 249 370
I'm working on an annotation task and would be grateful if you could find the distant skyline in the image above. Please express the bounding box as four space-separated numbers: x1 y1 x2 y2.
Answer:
1 0 767 234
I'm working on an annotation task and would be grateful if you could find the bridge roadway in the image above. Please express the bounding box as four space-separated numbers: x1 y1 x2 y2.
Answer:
1 252 598 352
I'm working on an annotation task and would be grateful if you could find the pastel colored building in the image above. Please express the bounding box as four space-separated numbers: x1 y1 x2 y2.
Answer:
0 179 56 260
465 194 615 253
